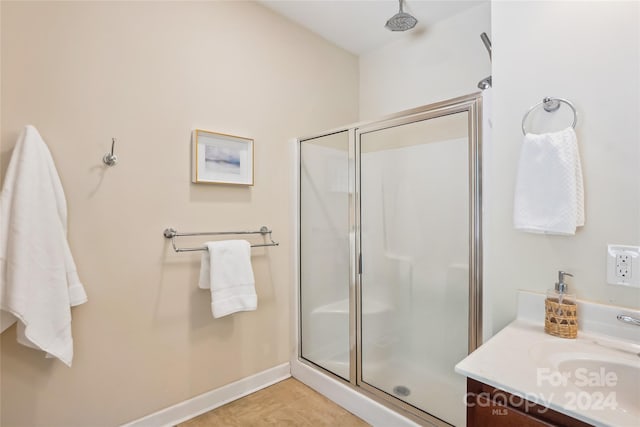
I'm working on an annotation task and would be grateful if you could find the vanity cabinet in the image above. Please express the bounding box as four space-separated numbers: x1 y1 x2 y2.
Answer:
466 379 593 427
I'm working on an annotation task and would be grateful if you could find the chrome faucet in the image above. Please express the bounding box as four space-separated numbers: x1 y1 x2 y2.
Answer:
617 314 640 326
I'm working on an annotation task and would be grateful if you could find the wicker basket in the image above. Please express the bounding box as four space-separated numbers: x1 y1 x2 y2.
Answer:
544 298 578 339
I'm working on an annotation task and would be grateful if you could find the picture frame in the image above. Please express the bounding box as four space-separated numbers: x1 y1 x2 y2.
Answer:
192 129 254 186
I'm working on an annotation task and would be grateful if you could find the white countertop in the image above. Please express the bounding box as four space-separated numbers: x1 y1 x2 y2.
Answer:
455 291 640 427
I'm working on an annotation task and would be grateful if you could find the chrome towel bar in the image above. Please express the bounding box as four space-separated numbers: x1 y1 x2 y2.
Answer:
163 226 279 252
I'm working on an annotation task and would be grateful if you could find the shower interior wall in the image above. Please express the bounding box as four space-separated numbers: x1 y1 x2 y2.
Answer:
299 105 477 427
299 133 471 375
359 130 470 427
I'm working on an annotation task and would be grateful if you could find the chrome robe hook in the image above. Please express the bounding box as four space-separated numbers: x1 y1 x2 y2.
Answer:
103 138 118 166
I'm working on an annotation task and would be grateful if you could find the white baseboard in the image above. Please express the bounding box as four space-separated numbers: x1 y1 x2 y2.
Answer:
291 359 421 427
122 362 291 427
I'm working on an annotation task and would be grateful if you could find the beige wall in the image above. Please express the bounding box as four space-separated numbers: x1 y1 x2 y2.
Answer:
359 2 491 120
487 1 640 334
0 1 358 426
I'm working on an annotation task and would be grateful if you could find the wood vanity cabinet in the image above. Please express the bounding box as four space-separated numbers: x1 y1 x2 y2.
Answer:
466 378 593 427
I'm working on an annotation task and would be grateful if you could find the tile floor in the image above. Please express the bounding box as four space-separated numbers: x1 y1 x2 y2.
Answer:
179 378 370 426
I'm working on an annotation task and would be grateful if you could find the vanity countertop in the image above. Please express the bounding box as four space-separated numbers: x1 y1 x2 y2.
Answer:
455 291 640 427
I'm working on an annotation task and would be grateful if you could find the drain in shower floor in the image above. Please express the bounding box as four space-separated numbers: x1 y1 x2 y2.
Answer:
392 385 411 397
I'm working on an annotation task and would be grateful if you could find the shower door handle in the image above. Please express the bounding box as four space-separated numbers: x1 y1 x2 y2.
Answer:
358 253 362 275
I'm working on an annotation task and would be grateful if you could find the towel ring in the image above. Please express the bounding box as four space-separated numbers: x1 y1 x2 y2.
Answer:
521 97 578 135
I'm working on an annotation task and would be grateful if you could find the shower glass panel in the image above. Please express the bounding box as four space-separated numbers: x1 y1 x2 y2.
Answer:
359 112 470 426
300 130 350 380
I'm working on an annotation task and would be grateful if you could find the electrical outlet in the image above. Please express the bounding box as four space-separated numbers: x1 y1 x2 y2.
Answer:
607 245 640 287
616 254 631 278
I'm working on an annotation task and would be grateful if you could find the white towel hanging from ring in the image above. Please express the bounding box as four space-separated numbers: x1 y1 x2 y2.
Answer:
513 127 584 235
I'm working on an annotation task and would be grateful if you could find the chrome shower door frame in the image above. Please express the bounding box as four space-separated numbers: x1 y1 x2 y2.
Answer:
354 93 483 424
296 92 483 426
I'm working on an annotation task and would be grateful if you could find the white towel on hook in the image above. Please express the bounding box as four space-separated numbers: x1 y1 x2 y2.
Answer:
0 125 88 367
514 127 584 235
199 240 257 318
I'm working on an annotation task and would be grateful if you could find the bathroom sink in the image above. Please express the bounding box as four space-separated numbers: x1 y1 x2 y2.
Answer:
529 337 640 367
529 337 640 419
557 358 640 416
456 292 640 427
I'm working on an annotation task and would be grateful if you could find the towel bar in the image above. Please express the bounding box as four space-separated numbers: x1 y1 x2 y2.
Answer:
163 226 279 252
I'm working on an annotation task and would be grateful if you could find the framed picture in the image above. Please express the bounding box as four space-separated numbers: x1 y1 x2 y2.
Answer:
192 129 254 185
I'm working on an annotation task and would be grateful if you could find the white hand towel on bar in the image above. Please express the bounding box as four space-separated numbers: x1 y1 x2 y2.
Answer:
514 127 584 235
199 251 211 289
0 125 88 367
200 240 257 318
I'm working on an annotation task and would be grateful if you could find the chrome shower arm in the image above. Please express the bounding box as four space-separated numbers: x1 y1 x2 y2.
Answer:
480 32 492 61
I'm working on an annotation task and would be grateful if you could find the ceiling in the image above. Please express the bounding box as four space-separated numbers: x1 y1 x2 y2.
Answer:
259 0 486 55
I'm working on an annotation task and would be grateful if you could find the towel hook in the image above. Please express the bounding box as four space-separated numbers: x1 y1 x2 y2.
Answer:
103 138 118 166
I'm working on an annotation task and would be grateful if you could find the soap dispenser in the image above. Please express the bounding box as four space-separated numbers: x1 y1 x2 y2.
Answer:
544 271 578 338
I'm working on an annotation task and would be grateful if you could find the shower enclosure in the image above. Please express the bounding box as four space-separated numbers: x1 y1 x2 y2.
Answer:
297 94 482 426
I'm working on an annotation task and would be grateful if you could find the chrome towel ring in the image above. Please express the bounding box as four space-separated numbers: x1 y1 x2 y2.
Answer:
521 97 578 135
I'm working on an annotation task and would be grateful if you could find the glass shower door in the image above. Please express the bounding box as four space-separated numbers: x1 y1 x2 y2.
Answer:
300 130 351 380
358 111 473 426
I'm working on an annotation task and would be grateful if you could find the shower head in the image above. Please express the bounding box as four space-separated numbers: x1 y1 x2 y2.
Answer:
385 0 418 32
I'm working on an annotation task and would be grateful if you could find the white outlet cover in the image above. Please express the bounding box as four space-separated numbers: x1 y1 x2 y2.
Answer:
607 244 640 288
